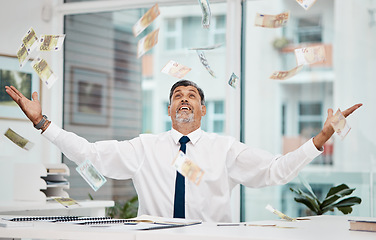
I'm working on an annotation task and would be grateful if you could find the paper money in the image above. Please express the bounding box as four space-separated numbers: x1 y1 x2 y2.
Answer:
296 0 317 10
270 65 303 80
173 151 204 185
254 11 290 28
31 57 57 89
4 128 34 150
331 109 351 140
133 4 160 37
16 44 31 68
265 204 296 221
76 159 107 192
294 45 326 65
189 43 223 50
161 60 191 78
228 72 239 89
137 28 159 58
22 27 39 53
196 50 216 78
38 35 65 51
52 197 79 208
198 0 211 29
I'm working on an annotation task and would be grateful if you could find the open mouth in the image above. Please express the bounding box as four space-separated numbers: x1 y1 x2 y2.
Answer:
178 104 192 112
179 106 191 111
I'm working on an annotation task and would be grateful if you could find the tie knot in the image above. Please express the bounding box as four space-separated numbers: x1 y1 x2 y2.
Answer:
179 136 190 145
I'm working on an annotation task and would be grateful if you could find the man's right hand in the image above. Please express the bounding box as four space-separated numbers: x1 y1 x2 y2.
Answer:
5 86 43 125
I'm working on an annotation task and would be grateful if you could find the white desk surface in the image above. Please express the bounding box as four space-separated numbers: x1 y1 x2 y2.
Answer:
0 215 375 240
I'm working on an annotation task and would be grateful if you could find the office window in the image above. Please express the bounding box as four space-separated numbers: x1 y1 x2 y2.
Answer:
296 16 322 43
165 18 182 50
63 10 141 201
242 0 374 221
211 15 226 44
164 15 226 50
202 100 225 134
298 102 322 138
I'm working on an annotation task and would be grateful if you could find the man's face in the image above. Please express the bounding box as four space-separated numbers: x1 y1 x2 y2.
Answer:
168 86 206 125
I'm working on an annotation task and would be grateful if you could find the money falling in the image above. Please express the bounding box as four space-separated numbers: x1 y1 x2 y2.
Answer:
133 4 160 37
294 45 326 65
196 50 216 78
331 109 351 140
198 0 211 29
4 128 34 150
76 159 107 192
161 60 191 78
254 11 290 28
31 57 58 89
228 73 239 89
270 65 303 80
296 0 317 10
173 151 204 185
38 35 65 51
137 28 159 58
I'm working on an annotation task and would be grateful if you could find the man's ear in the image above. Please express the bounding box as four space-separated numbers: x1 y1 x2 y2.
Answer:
168 105 171 116
201 105 206 116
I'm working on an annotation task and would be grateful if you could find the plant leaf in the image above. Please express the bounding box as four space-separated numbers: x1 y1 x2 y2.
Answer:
290 188 321 214
294 197 321 214
320 188 355 209
321 196 361 213
325 184 350 198
337 206 353 214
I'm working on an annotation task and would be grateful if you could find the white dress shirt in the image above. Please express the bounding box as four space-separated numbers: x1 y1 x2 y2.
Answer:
43 122 322 222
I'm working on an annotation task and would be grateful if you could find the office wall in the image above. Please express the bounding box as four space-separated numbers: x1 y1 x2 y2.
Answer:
0 0 63 201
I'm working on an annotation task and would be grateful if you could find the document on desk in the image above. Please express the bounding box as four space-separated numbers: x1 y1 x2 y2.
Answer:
132 214 202 225
103 222 194 230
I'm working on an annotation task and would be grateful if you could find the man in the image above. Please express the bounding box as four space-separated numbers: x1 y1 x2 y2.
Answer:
5 80 362 222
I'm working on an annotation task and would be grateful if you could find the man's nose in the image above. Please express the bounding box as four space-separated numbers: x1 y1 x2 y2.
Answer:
181 99 188 102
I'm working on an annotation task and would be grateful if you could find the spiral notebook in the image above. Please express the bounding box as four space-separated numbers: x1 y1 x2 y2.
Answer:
4 216 111 222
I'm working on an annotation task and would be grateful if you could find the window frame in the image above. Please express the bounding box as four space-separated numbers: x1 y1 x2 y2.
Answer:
56 0 243 222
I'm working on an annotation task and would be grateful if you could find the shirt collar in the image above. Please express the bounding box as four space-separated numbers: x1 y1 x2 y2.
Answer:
170 127 202 146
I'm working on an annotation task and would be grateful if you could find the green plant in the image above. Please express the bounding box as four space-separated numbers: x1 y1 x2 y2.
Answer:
290 182 361 215
106 195 138 219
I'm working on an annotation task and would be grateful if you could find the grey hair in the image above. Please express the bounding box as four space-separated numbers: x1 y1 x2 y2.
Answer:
169 79 205 105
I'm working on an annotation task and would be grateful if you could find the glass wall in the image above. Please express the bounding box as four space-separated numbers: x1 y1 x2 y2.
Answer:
242 0 376 220
62 0 375 220
63 2 228 203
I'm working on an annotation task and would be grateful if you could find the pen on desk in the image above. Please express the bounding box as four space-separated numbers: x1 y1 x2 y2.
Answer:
217 223 247 226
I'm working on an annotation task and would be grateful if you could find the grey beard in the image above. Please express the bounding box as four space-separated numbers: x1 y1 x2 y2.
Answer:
175 112 194 123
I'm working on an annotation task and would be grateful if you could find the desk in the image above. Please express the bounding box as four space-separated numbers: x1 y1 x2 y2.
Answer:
0 200 114 216
0 215 375 240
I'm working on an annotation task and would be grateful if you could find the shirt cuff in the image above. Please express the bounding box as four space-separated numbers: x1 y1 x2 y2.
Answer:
302 138 323 159
42 121 62 143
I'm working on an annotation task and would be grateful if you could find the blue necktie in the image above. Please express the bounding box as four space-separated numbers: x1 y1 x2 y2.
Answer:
173 136 190 218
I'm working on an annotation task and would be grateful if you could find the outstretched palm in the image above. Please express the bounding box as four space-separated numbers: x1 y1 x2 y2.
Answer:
5 86 42 125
